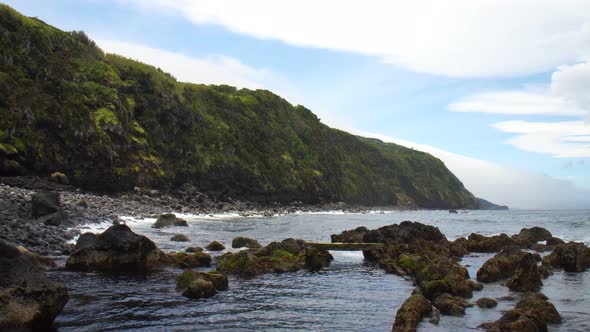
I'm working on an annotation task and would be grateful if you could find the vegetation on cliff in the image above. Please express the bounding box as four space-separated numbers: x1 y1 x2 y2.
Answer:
0 5 477 207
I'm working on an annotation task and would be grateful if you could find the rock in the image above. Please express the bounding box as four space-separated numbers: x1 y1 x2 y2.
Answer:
231 236 261 249
449 209 458 214
507 253 543 292
546 237 565 246
31 192 60 218
170 252 211 268
217 251 265 277
185 246 203 253
392 294 432 332
476 297 498 308
170 234 190 242
476 247 528 283
176 270 228 299
433 293 471 316
152 213 188 228
205 241 225 251
480 292 560 331
515 227 552 243
330 226 369 243
363 221 448 245
0 240 68 329
542 242 590 272
66 224 170 272
304 249 333 272
49 172 69 185
465 233 515 252
39 210 69 226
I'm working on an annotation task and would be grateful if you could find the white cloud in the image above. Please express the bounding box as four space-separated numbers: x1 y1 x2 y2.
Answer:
450 61 590 158
116 0 590 77
356 131 590 210
97 39 273 89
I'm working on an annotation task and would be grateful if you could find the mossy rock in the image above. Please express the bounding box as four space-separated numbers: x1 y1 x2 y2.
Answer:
205 241 225 251
231 237 261 249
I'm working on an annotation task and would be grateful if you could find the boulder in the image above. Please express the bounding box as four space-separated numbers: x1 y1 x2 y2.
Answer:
542 242 590 272
546 237 565 246
176 270 228 299
217 251 266 277
170 234 190 242
185 246 203 253
476 247 528 283
170 252 211 268
515 227 552 244
231 236 261 249
66 224 170 272
392 294 432 332
0 240 68 329
205 241 225 251
49 172 69 185
433 293 472 316
152 213 188 228
363 221 448 245
476 297 498 308
31 192 60 218
38 210 69 226
449 209 458 214
304 249 334 272
480 292 560 331
330 226 369 243
465 233 515 252
507 253 543 292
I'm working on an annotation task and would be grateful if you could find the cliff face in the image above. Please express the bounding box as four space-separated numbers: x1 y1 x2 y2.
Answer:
0 5 478 208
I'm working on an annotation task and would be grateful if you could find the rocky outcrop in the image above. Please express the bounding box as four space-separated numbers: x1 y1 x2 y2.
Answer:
392 294 432 332
231 236 262 249
152 213 188 228
515 227 552 244
507 254 543 292
185 246 203 253
66 224 170 272
169 252 211 268
170 234 190 242
476 297 497 308
433 293 472 316
546 237 565 246
205 241 225 251
363 221 448 245
175 270 228 299
480 292 560 331
0 240 68 329
476 248 529 283
330 226 368 243
542 242 590 272
463 233 515 253
217 238 331 277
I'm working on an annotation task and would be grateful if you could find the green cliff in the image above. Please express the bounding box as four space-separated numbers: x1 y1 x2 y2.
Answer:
0 5 478 208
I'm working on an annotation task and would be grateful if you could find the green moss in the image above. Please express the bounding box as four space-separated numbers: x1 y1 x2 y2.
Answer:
175 270 200 288
398 254 422 272
94 108 119 126
0 143 17 155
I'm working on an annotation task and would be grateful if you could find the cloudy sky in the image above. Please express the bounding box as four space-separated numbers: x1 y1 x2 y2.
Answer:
7 0 590 209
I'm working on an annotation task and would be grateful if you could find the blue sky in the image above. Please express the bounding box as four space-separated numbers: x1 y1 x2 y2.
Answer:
5 0 590 209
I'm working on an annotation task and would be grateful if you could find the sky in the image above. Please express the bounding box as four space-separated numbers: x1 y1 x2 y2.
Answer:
5 0 590 209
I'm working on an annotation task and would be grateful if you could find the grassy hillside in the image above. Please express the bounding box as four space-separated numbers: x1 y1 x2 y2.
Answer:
0 5 478 208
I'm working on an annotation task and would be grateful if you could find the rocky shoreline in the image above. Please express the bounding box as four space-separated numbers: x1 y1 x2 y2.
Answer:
0 176 409 256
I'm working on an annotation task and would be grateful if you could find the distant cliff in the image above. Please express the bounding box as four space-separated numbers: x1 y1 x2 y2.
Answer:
0 5 478 208
477 198 509 210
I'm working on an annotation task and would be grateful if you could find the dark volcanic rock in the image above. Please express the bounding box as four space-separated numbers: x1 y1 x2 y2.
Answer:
330 226 369 243
363 221 448 244
170 234 190 242
546 237 565 246
38 210 69 226
480 292 560 331
433 293 472 316
542 242 590 272
392 294 432 332
176 270 228 299
205 241 225 251
304 249 334 272
476 297 498 308
476 248 528 283
170 252 211 268
152 213 188 228
31 192 60 218
465 233 515 252
507 253 543 292
0 240 68 329
515 227 552 244
66 224 170 272
231 236 261 249
185 246 203 253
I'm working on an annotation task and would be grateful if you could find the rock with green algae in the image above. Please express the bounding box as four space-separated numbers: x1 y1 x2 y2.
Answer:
170 234 190 242
506 253 543 292
152 214 188 229
169 251 211 268
175 270 228 299
432 293 472 316
542 242 590 272
231 236 261 249
476 297 498 308
205 241 225 251
479 292 560 332
391 294 433 332
476 247 531 283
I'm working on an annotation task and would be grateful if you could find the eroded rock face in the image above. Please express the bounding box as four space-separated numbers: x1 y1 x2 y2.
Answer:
480 292 560 332
66 224 170 272
476 248 529 283
152 213 188 228
0 240 68 329
392 294 432 332
542 242 590 272
507 254 543 292
231 236 261 249
176 270 228 299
